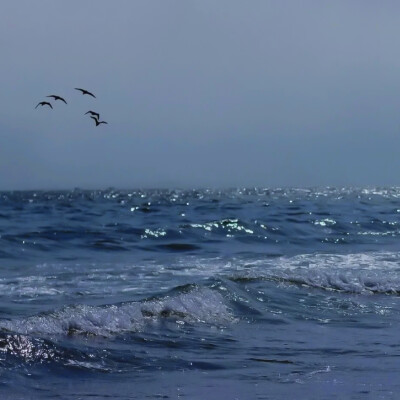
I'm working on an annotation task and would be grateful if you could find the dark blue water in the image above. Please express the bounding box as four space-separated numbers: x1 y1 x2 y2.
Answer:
1 188 400 399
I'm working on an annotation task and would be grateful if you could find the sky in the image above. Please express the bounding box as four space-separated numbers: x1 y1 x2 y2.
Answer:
1 0 400 189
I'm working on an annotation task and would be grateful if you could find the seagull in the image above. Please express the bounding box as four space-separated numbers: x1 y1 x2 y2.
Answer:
90 116 108 126
46 95 67 104
35 101 53 109
75 88 96 98
85 110 100 119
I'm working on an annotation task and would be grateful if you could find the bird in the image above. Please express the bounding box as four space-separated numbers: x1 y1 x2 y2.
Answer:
75 88 96 98
35 101 53 109
85 110 100 119
90 116 108 126
46 95 67 104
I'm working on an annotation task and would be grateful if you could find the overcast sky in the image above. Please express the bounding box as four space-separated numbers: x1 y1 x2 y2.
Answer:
1 1 400 189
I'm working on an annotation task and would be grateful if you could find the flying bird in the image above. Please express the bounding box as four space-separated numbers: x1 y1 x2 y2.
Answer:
35 101 53 109
75 88 96 98
46 95 67 104
90 116 108 126
85 110 100 119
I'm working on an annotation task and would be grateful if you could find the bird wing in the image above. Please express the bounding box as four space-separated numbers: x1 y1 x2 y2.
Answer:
85 91 96 98
48 95 67 103
85 111 98 117
75 88 84 93
46 102 53 109
99 121 108 125
90 116 99 125
35 102 41 108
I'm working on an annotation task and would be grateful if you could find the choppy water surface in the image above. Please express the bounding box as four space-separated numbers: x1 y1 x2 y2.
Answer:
1 188 400 399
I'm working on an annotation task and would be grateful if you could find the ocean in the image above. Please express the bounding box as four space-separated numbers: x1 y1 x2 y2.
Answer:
0 188 399 399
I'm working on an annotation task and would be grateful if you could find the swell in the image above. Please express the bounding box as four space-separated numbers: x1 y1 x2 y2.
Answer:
229 252 400 295
2 188 400 260
0 286 233 337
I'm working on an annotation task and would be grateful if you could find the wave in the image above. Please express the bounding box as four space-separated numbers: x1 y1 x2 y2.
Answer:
232 252 400 295
0 287 233 337
3 188 400 262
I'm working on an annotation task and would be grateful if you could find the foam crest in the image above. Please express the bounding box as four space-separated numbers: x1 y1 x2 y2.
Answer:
141 287 232 323
0 287 232 337
241 252 400 294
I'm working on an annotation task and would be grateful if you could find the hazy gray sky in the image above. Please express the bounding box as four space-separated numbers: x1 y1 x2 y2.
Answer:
1 1 400 189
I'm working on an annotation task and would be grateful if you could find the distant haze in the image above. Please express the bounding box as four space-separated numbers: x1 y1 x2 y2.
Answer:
1 1 400 189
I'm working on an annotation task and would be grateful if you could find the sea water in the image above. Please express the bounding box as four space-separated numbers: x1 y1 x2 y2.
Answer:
0 188 399 399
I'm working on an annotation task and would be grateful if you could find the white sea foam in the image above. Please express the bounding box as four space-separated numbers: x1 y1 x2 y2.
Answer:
0 287 232 337
2 253 400 302
242 252 400 294
167 252 400 295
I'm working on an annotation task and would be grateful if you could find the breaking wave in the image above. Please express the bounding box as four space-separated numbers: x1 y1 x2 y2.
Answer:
232 252 400 295
0 287 233 337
